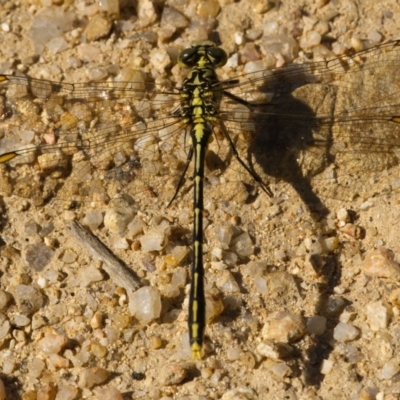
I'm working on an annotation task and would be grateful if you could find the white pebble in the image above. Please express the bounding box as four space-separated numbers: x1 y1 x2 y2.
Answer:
79 367 110 389
366 301 390 331
129 286 161 323
256 341 281 359
79 265 104 287
38 331 68 354
265 360 291 379
333 322 359 342
104 208 134 233
234 31 244 45
127 216 145 237
1 23 10 32
113 238 129 249
27 357 45 378
12 314 30 327
217 271 240 293
320 359 334 375
37 276 47 288
380 359 400 380
140 230 166 252
226 346 241 361
82 210 103 230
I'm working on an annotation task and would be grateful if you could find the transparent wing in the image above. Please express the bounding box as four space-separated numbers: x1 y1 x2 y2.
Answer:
215 40 400 204
0 74 192 207
1 40 400 211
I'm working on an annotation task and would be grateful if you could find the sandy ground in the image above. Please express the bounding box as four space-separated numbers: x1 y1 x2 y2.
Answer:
1 0 400 399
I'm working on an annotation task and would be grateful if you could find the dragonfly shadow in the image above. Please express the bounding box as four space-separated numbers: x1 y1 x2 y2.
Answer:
248 91 331 217
246 85 345 386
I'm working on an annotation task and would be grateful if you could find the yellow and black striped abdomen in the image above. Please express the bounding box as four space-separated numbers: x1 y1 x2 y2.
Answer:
178 42 227 359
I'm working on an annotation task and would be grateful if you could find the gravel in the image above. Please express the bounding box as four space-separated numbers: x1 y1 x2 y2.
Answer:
1 0 400 399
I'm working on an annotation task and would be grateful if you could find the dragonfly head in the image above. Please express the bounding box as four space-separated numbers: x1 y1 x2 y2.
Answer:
178 41 228 69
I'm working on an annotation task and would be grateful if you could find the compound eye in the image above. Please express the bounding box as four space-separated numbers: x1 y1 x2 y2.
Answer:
178 48 198 68
207 47 228 67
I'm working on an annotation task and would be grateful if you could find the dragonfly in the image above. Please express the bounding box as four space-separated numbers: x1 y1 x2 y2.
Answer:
1 40 400 359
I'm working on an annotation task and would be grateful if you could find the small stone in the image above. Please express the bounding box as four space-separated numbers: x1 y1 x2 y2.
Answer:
43 270 61 283
37 383 57 399
113 238 129 249
159 363 188 386
79 265 104 287
140 230 166 252
389 288 400 307
148 335 162 350
333 322 359 342
90 311 104 329
205 292 224 323
113 314 131 330
0 290 11 311
129 286 161 323
25 243 55 271
27 357 45 378
48 354 70 369
46 36 68 54
94 387 124 400
2 359 15 374
38 331 68 354
100 327 117 346
82 210 103 230
265 359 291 379
90 341 107 358
127 216 145 237
226 346 241 361
380 359 400 380
165 246 189 267
324 296 347 316
37 277 47 288
307 316 327 335
12 314 30 327
262 312 306 343
14 285 44 315
320 359 334 375
216 270 240 293
24 220 39 236
300 30 322 48
197 0 220 17
137 0 157 27
84 14 112 41
161 7 189 30
32 314 47 330
0 317 10 340
337 208 349 222
62 249 77 264
104 207 134 233
13 329 26 342
363 247 400 279
366 301 391 331
256 341 292 360
79 367 110 389
231 232 254 257
54 383 78 400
